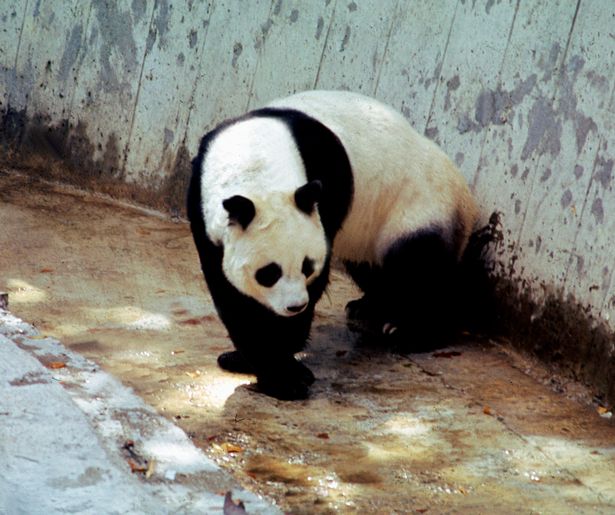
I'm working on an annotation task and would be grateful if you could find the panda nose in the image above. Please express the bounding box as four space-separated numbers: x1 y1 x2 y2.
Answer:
287 302 308 314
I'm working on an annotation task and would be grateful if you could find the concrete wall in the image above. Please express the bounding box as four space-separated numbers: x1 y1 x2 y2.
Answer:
1 1 614 399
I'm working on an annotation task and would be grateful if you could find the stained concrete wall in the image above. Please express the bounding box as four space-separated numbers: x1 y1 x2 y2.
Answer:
1 1 614 399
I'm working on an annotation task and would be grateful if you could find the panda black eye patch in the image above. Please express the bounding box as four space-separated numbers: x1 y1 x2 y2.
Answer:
255 263 282 287
302 257 315 278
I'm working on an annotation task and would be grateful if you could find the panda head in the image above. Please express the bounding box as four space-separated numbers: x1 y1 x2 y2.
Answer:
220 180 327 317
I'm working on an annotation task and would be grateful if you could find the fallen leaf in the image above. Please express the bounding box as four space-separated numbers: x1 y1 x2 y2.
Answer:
47 361 66 369
128 459 148 473
145 459 156 479
483 406 493 415
316 432 330 439
223 491 247 515
221 443 243 454
597 406 609 415
40 268 54 273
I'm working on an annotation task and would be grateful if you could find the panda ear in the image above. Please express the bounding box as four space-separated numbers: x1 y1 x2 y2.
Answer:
222 195 255 229
295 180 322 214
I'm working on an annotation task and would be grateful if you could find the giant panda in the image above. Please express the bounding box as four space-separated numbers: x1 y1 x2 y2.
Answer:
187 90 479 400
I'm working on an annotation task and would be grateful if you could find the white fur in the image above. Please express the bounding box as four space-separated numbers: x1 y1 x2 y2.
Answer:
201 117 308 246
221 193 327 316
199 91 479 315
200 117 328 317
268 90 479 263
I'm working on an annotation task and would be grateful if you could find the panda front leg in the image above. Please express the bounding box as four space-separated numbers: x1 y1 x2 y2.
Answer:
219 306 317 400
217 349 315 400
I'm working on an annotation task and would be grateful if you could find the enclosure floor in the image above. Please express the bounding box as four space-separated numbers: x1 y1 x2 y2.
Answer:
1 170 614 514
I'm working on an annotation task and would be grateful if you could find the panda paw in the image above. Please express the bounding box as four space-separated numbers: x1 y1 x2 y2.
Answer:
345 295 372 321
254 360 315 401
217 351 255 374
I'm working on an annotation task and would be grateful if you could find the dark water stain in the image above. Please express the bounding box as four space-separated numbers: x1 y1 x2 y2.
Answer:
161 142 192 215
0 108 181 214
348 2 358 12
289 9 299 23
521 97 562 161
188 29 197 49
340 26 351 52
514 199 521 215
474 74 537 129
537 42 560 83
540 168 551 182
574 164 584 179
131 0 147 21
485 0 502 15
151 0 171 50
560 189 572 209
591 197 604 224
315 16 324 40
273 0 282 16
594 157 613 189
493 276 615 406
0 107 27 151
59 24 84 83
576 255 585 274
444 75 460 112
574 114 597 155
232 42 243 68
254 19 273 50
91 2 139 93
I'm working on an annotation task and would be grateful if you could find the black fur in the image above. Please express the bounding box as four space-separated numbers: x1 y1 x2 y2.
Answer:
345 229 459 351
222 195 255 229
256 108 354 240
294 180 322 214
187 108 353 400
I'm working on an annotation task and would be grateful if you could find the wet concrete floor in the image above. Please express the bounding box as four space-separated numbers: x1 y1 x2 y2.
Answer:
1 169 614 514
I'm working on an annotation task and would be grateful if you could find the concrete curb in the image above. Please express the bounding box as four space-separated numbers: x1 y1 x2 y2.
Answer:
0 309 280 514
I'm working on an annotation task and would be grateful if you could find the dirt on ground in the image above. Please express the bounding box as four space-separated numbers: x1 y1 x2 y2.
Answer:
1 169 614 514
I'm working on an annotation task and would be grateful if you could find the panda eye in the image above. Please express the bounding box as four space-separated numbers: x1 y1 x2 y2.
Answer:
302 258 315 278
255 263 282 287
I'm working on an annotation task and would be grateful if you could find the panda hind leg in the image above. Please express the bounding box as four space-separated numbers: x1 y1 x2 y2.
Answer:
377 231 459 352
343 260 383 322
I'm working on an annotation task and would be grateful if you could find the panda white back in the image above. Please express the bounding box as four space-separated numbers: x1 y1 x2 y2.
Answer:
267 90 478 264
